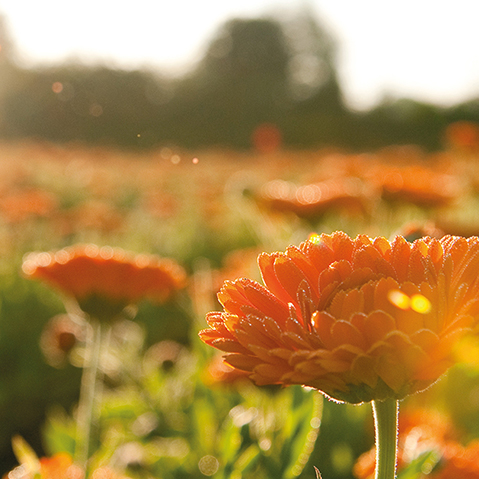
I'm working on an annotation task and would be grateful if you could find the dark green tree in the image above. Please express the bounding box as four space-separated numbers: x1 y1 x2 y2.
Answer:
169 17 292 148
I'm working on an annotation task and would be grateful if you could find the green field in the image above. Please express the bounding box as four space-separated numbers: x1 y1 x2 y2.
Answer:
2 137 479 478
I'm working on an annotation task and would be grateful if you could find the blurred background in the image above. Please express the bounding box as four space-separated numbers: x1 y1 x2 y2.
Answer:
1 0 479 150
1 1 479 478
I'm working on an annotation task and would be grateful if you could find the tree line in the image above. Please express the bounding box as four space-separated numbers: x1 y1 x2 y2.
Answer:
0 11 478 151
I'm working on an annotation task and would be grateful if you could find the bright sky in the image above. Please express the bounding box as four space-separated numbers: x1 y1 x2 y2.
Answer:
1 0 479 110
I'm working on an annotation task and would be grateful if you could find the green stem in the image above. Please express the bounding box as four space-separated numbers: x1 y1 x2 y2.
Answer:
75 319 103 470
372 399 399 479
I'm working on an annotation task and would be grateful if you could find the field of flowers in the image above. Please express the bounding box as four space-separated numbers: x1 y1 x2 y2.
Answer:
2 124 479 479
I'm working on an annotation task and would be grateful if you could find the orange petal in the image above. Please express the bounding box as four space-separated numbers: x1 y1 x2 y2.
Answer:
224 353 262 372
376 355 409 392
350 355 378 389
389 236 412 282
329 288 365 320
329 320 367 350
273 255 312 304
410 329 440 352
363 311 396 345
312 311 335 348
211 338 251 354
242 279 290 322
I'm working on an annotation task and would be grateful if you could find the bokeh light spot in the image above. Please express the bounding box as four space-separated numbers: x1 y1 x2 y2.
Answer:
388 290 410 310
198 455 219 476
410 294 432 314
52 82 63 93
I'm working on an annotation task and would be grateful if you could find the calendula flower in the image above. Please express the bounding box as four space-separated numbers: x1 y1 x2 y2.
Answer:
433 441 479 479
258 177 373 220
200 231 479 404
22 244 187 321
39 452 84 479
445 120 479 152
372 165 460 208
6 450 133 479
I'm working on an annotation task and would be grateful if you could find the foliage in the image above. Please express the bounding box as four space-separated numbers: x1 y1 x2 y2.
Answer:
1 10 477 151
1 135 479 477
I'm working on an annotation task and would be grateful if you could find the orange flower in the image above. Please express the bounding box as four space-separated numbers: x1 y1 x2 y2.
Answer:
354 409 479 479
372 165 460 208
433 441 479 479
39 452 83 479
6 451 133 479
258 177 373 220
444 120 479 151
202 354 252 388
200 232 479 403
0 188 59 223
354 408 458 478
23 244 187 321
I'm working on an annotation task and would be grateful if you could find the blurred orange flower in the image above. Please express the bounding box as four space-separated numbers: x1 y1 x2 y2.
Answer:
202 354 252 388
444 120 479 151
433 441 479 479
200 232 479 403
0 188 59 223
6 451 132 479
39 452 83 479
251 123 282 154
258 177 373 220
23 244 187 321
372 165 461 208
354 408 479 479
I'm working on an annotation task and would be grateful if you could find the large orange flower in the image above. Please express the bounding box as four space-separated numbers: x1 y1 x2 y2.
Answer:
200 232 479 403
23 244 187 321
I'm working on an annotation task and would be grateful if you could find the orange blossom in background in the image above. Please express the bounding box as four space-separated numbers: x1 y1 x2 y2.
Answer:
22 244 187 322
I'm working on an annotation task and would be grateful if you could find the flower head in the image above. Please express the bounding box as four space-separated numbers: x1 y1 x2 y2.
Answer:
258 177 373 220
200 232 479 403
23 244 187 321
372 165 460 208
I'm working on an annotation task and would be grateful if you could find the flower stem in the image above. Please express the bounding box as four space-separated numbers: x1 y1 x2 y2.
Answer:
372 399 399 479
75 319 103 470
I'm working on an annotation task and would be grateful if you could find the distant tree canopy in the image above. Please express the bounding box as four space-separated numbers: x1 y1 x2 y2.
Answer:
0 11 477 151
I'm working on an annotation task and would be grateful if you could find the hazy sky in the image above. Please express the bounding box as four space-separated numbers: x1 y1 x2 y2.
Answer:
1 0 479 110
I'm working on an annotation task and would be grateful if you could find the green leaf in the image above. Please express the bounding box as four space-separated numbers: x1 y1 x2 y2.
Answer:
397 449 442 479
233 444 261 473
